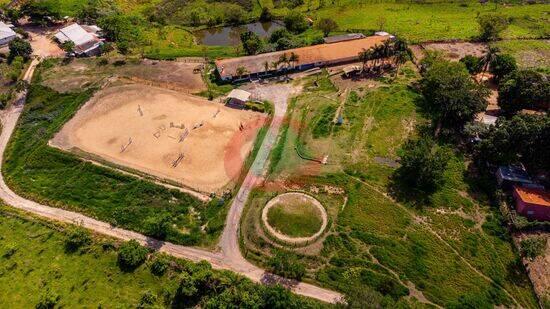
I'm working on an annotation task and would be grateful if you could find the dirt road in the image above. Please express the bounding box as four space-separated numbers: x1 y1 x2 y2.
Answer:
0 68 343 304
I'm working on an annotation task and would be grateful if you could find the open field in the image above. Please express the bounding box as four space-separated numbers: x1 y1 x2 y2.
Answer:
51 84 266 193
0 205 324 308
266 193 324 238
240 69 539 307
38 58 206 93
493 39 550 70
2 78 228 246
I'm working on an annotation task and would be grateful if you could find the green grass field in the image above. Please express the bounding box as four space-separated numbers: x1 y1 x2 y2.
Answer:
267 200 323 237
313 2 549 42
241 67 538 307
493 39 550 70
2 65 228 247
0 205 324 308
38 0 549 59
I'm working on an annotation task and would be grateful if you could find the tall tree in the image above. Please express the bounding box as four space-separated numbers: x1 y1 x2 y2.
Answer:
498 70 550 115
420 59 490 136
315 18 338 37
395 136 451 195
477 13 509 41
8 38 32 62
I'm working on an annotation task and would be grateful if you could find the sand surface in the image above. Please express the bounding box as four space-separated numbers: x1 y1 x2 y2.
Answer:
51 84 266 193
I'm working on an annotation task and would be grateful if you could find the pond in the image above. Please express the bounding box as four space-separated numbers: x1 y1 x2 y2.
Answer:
194 21 284 46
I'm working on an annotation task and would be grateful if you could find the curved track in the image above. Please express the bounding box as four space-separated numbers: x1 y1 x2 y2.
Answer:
0 65 343 304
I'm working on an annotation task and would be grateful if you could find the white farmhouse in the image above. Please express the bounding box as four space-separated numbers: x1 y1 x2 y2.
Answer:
54 23 103 56
0 22 16 46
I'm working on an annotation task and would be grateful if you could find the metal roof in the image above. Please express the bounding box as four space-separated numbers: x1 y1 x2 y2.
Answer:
227 89 251 102
55 23 96 46
323 33 365 44
0 21 16 41
497 166 534 183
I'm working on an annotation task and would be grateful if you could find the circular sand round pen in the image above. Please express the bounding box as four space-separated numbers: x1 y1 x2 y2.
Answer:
262 192 328 245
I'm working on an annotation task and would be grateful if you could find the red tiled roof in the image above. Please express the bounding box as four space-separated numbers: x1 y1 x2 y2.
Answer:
215 35 390 78
514 186 550 207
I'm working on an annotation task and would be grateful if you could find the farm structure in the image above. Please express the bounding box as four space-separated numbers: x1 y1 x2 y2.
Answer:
513 186 550 221
50 84 266 193
54 23 103 56
226 89 251 109
215 35 391 82
0 21 16 46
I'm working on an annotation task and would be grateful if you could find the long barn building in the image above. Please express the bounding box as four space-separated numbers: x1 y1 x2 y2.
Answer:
215 34 390 82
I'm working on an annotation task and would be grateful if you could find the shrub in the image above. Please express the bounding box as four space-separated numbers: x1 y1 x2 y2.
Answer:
316 18 338 37
267 251 306 280
8 37 32 62
137 290 157 308
117 240 148 271
520 237 546 260
35 289 59 309
64 227 91 252
284 11 308 34
459 55 482 75
144 214 172 240
477 13 509 41
150 253 170 276
490 54 517 84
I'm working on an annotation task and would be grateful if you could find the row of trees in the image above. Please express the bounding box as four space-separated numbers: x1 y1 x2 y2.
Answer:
358 38 412 75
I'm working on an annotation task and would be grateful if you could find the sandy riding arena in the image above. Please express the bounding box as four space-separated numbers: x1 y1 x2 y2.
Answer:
51 84 266 193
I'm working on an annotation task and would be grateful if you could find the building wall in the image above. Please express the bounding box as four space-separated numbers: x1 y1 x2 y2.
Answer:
514 192 550 221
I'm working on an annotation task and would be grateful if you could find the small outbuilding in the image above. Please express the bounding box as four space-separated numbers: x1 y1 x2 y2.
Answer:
226 89 251 109
513 186 550 221
0 21 16 46
496 165 535 190
54 23 103 56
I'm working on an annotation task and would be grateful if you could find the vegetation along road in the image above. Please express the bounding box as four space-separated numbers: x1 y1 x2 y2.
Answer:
0 63 342 304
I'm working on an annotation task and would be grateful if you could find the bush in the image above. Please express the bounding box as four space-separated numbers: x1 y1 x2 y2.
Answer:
520 237 546 260
490 54 517 84
64 227 92 252
459 55 482 75
8 37 32 62
35 289 59 309
137 290 157 308
150 253 170 276
284 11 308 34
118 240 148 271
267 251 306 280
477 13 509 41
145 214 172 240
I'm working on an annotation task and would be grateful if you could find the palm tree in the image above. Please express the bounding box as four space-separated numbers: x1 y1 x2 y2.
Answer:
278 53 289 68
381 39 393 67
236 66 248 79
289 52 299 69
393 49 410 75
263 61 269 76
480 46 500 81
358 48 373 73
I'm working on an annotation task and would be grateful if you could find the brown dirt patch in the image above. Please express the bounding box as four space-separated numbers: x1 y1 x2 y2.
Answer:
50 84 266 193
40 59 206 93
421 42 488 62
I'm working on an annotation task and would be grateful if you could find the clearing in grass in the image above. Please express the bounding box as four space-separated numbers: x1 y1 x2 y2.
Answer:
266 193 324 238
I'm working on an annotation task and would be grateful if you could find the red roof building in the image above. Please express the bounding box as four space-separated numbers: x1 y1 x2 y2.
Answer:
513 186 550 221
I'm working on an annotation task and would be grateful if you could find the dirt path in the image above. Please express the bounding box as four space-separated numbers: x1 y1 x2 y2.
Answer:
0 67 343 304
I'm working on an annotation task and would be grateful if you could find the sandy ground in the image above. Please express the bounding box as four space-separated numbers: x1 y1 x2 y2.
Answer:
51 84 266 193
21 25 64 58
411 42 488 62
40 59 206 93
